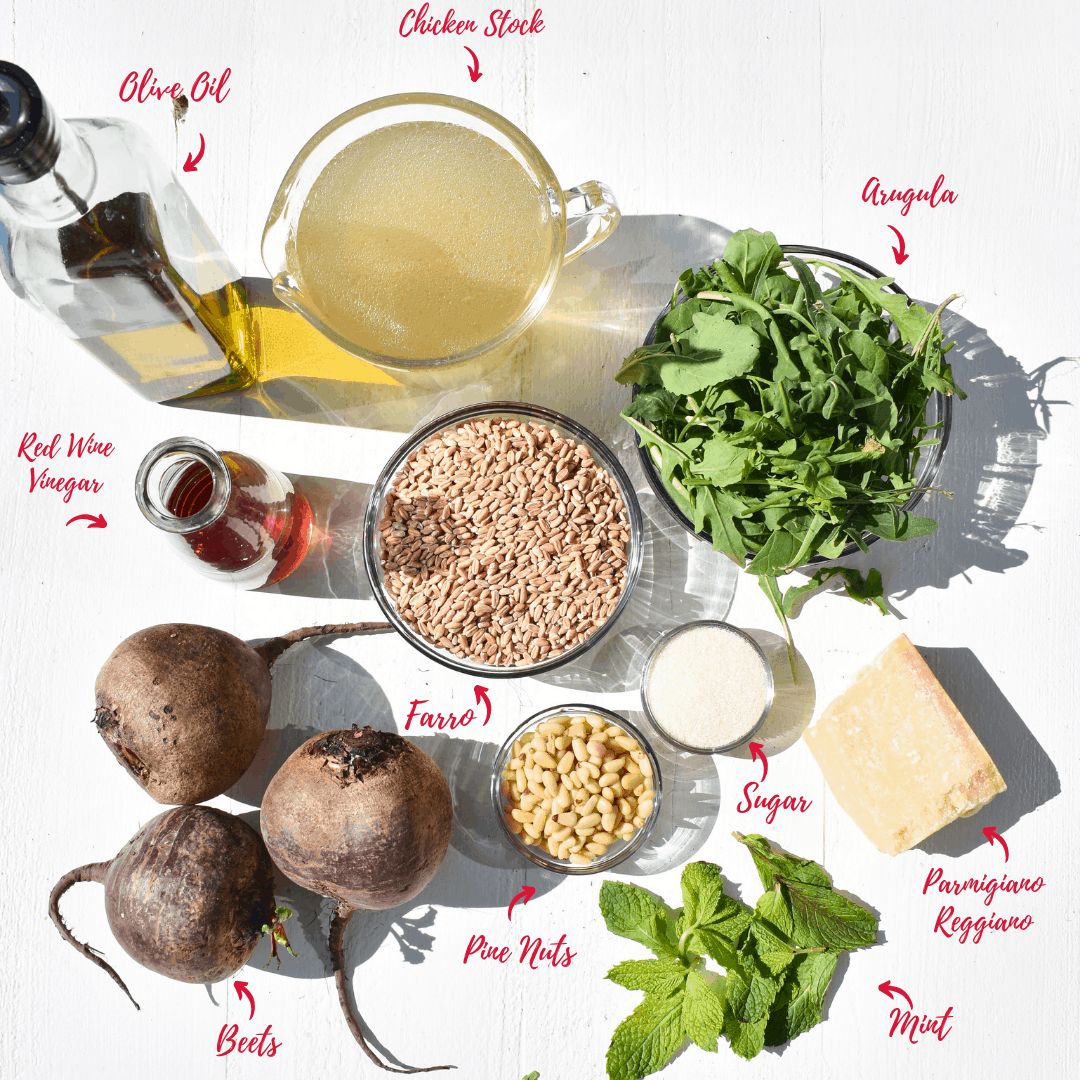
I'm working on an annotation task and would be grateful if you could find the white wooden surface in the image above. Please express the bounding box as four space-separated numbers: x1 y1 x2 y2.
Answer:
1 2 1077 1078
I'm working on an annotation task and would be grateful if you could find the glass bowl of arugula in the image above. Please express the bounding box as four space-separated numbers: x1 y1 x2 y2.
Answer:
616 230 962 674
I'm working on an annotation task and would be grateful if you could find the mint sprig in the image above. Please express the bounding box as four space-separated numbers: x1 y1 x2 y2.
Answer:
600 834 879 1079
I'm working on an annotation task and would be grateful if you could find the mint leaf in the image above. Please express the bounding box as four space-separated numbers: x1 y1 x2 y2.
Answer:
736 834 878 950
737 953 781 1024
682 971 724 1053
764 950 840 1045
723 1006 768 1061
754 886 794 940
676 862 753 966
723 956 777 1055
600 881 680 960
783 881 878 951
607 960 689 997
736 833 832 891
606 993 686 1080
747 917 796 976
679 861 728 928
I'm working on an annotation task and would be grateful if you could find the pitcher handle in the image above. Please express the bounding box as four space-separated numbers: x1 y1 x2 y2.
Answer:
562 181 620 263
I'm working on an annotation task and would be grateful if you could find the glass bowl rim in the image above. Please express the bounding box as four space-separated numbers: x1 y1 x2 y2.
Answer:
362 401 644 678
489 703 664 875
631 244 953 562
640 620 775 755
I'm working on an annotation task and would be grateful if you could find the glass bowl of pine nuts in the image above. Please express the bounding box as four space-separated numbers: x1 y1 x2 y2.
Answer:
491 705 663 874
363 401 643 677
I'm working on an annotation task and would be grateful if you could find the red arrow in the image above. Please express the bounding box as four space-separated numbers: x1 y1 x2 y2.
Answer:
183 132 205 172
65 513 107 529
508 885 535 920
749 742 768 783
982 826 1009 862
233 980 255 1020
878 980 914 1010
475 684 492 726
464 46 483 82
887 225 909 265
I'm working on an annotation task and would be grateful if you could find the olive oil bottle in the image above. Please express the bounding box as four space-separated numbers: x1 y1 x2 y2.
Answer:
0 61 254 401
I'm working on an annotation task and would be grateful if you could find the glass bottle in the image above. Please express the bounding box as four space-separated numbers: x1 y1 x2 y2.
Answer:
136 436 312 588
0 61 255 402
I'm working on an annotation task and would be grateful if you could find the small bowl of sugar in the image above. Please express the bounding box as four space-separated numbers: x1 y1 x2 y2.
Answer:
641 621 774 754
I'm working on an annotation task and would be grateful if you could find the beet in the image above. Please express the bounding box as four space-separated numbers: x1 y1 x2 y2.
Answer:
94 621 391 804
261 725 453 1073
49 806 279 1008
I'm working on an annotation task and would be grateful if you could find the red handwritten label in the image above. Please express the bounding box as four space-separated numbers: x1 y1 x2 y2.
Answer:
216 1024 282 1057
119 68 231 103
404 697 484 731
399 5 544 37
463 933 575 968
923 866 1041 943
923 866 1045 907
19 431 111 503
735 781 811 824
932 906 1033 944
888 1007 954 1044
862 174 957 216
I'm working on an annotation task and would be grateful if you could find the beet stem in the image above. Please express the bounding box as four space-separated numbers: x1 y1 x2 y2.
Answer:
330 903 453 1074
49 861 140 1010
255 622 394 669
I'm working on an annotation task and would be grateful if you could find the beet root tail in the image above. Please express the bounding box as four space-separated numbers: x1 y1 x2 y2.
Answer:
49 861 140 1010
329 903 453 1073
256 623 394 669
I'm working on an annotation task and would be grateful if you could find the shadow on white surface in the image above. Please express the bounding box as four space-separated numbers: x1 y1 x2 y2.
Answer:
258 474 373 601
819 324 1070 603
914 645 1059 858
725 630 817 756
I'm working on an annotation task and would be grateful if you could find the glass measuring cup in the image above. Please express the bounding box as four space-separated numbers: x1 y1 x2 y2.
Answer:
261 92 619 376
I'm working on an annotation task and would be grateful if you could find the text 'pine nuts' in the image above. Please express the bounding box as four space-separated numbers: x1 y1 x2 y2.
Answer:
500 713 656 866
379 418 631 668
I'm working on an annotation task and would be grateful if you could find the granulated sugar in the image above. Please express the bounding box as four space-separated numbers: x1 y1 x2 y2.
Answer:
645 624 770 749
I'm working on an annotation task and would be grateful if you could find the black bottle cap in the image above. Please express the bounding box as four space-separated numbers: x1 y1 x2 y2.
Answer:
0 60 60 185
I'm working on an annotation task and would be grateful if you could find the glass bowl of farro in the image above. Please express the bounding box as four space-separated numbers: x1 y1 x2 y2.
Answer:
491 705 663 874
363 402 643 677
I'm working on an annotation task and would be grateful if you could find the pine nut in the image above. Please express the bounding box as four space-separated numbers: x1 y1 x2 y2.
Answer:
501 714 656 866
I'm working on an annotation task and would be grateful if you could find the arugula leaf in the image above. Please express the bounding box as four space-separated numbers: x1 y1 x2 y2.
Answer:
599 881 680 960
606 993 686 1080
764 951 840 1045
781 566 889 618
721 229 783 295
863 505 939 541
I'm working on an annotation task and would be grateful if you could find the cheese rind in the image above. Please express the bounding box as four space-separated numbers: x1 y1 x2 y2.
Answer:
803 634 1006 855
